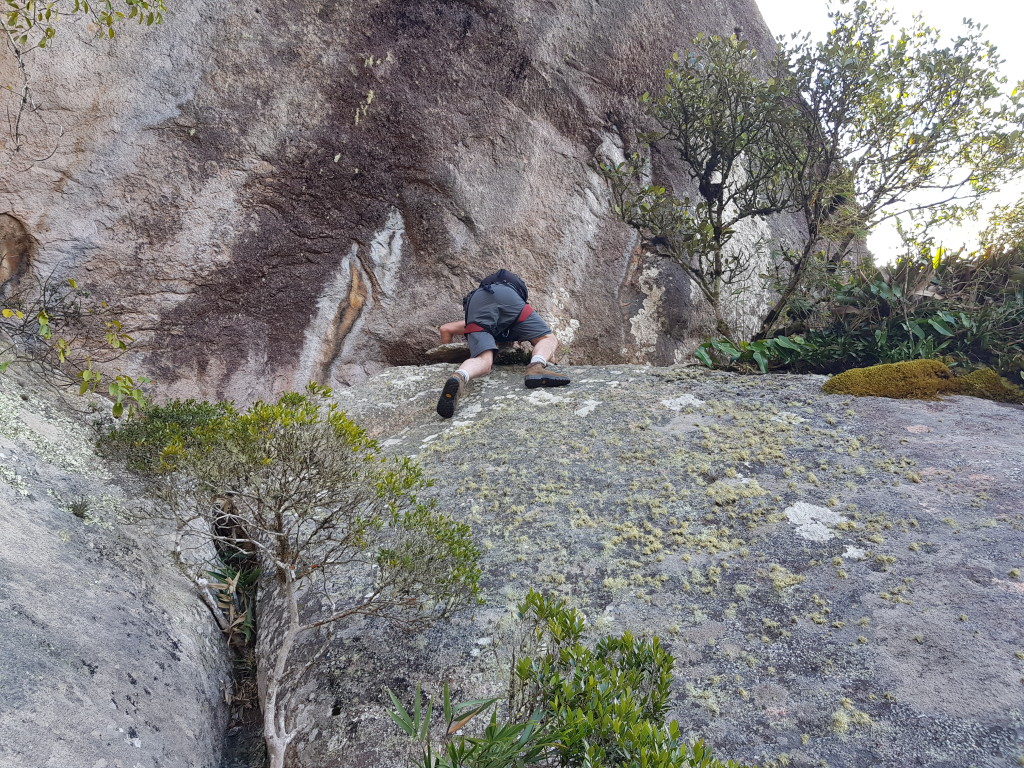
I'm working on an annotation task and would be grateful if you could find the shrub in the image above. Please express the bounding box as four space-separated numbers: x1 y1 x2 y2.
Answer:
389 590 750 768
152 383 481 768
698 248 1024 384
97 398 235 473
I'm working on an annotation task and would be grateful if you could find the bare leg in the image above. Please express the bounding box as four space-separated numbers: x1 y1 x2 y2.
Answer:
438 349 492 418
524 335 569 388
529 334 558 362
457 350 493 380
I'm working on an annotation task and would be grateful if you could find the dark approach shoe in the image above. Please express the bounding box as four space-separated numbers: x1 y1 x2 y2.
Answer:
436 375 465 418
524 362 571 389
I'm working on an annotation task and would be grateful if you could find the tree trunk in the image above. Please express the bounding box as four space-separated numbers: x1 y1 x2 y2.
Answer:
755 244 815 340
264 572 300 768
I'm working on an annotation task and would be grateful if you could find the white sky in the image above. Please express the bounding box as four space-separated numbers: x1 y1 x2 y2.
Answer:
756 0 1024 261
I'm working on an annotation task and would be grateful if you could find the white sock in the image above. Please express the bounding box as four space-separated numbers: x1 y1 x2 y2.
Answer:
454 369 470 383
530 355 548 367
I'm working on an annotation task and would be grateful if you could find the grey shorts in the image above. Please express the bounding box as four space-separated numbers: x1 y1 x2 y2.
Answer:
465 283 554 358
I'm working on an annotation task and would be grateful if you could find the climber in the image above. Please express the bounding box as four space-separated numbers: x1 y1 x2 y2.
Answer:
436 269 570 418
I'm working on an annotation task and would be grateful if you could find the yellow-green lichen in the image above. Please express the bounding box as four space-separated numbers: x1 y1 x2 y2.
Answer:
831 697 873 734
767 564 805 591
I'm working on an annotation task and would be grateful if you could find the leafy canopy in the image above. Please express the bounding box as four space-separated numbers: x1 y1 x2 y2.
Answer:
605 0 1024 341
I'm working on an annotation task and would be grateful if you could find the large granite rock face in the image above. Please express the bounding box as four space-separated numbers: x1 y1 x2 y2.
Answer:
0 0 787 401
265 365 1024 768
0 374 231 768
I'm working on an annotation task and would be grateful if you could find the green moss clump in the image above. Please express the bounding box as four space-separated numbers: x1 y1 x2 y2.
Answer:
822 360 959 400
957 368 1024 404
823 360 1024 403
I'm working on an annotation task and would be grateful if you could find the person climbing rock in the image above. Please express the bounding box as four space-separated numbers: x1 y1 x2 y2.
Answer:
436 269 570 418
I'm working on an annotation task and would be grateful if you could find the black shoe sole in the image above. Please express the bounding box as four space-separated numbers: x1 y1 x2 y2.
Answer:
525 374 571 389
437 377 461 418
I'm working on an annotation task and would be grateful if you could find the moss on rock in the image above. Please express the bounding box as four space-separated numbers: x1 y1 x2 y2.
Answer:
822 360 960 400
822 360 1024 404
957 368 1024 404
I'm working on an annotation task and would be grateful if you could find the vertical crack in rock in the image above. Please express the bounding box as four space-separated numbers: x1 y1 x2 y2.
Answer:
296 208 405 384
295 246 367 385
324 259 369 376
629 263 667 356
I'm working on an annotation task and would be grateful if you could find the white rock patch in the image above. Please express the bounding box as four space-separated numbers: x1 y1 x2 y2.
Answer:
575 400 601 417
784 502 846 542
661 394 705 411
843 546 868 561
527 390 569 406
773 411 806 425
451 402 484 427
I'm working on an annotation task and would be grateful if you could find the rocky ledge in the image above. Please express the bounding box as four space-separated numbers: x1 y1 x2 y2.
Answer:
3 363 1022 768
283 363 1024 768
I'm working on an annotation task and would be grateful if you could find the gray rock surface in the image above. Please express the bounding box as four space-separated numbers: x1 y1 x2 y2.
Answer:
0 0 797 401
270 365 1024 767
0 374 231 768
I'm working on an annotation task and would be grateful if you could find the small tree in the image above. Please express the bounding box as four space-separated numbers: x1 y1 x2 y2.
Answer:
605 35 799 337
761 0 1024 335
154 385 481 768
606 0 1024 342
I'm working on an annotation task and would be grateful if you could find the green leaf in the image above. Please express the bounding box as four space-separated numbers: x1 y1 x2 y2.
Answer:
413 682 421 735
752 349 768 373
709 338 741 358
448 697 498 735
384 687 416 736
419 695 432 741
694 346 714 367
441 682 452 724
771 335 804 351
926 318 954 337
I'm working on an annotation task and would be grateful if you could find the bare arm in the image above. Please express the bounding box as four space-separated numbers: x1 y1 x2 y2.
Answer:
439 321 466 344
